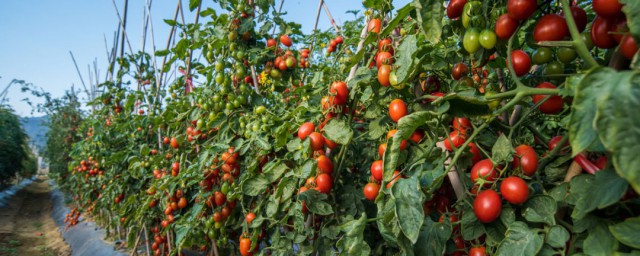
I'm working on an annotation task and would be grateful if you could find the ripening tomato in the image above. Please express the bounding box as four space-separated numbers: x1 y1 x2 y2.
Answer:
532 82 563 114
316 155 334 174
444 131 466 151
378 65 392 87
447 0 468 19
387 129 407 150
593 0 623 19
315 173 332 194
389 99 408 122
495 14 518 40
364 183 380 200
469 246 487 256
308 132 325 150
473 189 502 223
507 0 537 20
591 17 617 49
298 122 315 140
371 160 384 181
178 197 187 208
378 38 394 53
468 142 482 164
620 35 639 60
280 34 292 47
471 159 499 184
533 14 568 42
500 176 529 204
452 62 468 80
410 130 425 144
378 143 387 158
509 50 531 77
368 18 382 33
245 212 256 224
330 81 349 105
512 145 538 176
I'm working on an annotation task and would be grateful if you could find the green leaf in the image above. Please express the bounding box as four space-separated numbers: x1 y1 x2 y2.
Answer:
460 209 485 240
412 0 443 43
571 170 628 219
584 223 618 255
384 111 433 179
308 199 333 215
523 195 557 225
381 4 415 36
189 0 201 11
163 19 177 26
392 177 425 243
491 134 514 164
174 225 191 249
414 218 451 256
546 225 570 248
395 35 419 84
242 175 269 196
569 69 606 154
368 116 388 140
621 0 640 41
495 222 544 256
609 216 640 249
263 161 288 182
322 119 353 145
593 70 640 193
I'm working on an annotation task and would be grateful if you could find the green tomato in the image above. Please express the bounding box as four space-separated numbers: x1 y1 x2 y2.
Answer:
463 28 481 54
228 32 238 42
215 73 224 85
461 1 481 28
236 66 246 78
233 99 241 108
479 29 497 49
255 105 266 114
252 123 259 132
208 112 216 122
221 182 229 194
225 102 233 111
544 61 564 76
214 221 223 229
197 119 204 129
270 69 281 79
581 32 594 50
532 47 553 65
215 61 224 72
236 51 245 60
557 47 577 64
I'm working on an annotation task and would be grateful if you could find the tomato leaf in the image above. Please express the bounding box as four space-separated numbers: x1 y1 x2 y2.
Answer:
392 177 425 244
460 207 485 240
570 170 628 220
495 221 544 256
381 4 415 36
609 216 640 249
621 0 640 42
299 190 334 216
188 0 201 11
522 195 557 225
593 70 640 193
322 119 353 145
412 0 443 43
413 217 451 256
584 223 619 255
337 214 371 255
491 134 514 164
242 175 269 196
546 225 570 248
376 197 401 247
569 68 610 154
395 35 419 84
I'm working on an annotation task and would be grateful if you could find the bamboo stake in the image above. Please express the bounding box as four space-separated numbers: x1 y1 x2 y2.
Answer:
346 20 369 81
322 2 340 33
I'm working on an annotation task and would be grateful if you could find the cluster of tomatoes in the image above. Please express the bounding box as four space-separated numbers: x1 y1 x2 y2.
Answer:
448 0 499 53
161 190 188 228
326 35 344 54
589 0 637 59
73 157 103 178
265 34 309 78
63 207 82 227
149 226 169 256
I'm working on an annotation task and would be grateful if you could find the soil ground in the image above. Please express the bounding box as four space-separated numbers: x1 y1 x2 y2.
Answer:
0 176 71 256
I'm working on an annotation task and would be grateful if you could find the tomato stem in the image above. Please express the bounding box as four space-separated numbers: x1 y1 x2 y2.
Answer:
559 0 599 68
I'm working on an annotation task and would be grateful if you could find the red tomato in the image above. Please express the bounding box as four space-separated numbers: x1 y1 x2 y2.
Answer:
335 36 343 44
363 182 380 200
469 246 487 256
368 18 382 33
389 99 408 122
324 137 338 149
298 122 315 140
378 64 392 87
239 235 253 256
593 0 623 19
378 143 387 158
565 6 588 32
548 136 569 152
512 145 539 176
378 38 394 53
266 38 276 48
595 156 608 170
410 130 425 144
315 173 333 194
308 132 325 150
214 191 226 206
386 170 402 189
452 117 472 135
495 14 519 40
473 189 502 223
447 0 468 19
316 155 334 174
444 131 466 151
533 14 568 42
280 34 292 47
508 50 531 77
452 62 468 80
329 81 349 105
387 129 407 150
532 82 563 114
468 142 482 164
471 159 499 184
591 17 617 49
500 176 529 204
170 137 179 149
376 51 393 68
371 160 384 181
507 0 537 20
620 35 639 60
245 212 256 224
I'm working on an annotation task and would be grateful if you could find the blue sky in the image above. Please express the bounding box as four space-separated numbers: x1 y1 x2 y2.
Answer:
0 0 410 117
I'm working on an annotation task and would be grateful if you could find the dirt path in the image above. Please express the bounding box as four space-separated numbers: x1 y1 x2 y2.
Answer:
0 177 71 256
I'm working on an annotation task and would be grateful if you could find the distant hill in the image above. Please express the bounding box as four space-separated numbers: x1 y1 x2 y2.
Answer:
20 115 48 152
